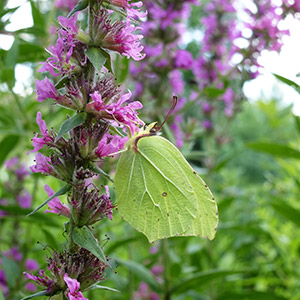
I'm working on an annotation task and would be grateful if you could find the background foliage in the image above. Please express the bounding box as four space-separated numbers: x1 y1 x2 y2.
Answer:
1 0 300 299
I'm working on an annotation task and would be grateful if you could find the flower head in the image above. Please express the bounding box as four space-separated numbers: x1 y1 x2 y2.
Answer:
30 153 54 175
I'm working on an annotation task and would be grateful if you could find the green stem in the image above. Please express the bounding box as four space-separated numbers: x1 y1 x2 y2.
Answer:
162 239 171 300
67 214 76 253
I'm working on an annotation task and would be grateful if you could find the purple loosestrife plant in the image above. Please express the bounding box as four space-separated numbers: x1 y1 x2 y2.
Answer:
25 1 146 298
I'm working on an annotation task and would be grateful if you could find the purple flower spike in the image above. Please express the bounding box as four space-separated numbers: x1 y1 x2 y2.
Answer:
44 184 70 218
64 274 88 300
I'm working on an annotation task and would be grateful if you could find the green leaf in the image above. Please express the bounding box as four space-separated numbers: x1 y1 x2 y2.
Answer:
55 76 69 89
55 112 87 142
0 289 4 300
217 291 287 300
21 291 49 300
294 115 300 135
273 73 300 93
88 163 114 182
247 142 300 159
73 226 107 263
0 205 60 227
171 269 250 294
116 259 163 293
27 184 71 216
106 237 140 254
4 39 19 67
0 135 19 167
114 55 129 83
203 86 225 98
85 47 107 73
271 201 300 227
1 256 20 288
30 1 45 31
68 0 89 17
99 48 113 74
86 284 120 293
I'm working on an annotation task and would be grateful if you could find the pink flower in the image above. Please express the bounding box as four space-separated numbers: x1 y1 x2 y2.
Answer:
4 157 19 169
169 70 184 94
17 190 32 209
174 49 193 69
25 259 39 271
30 153 53 175
44 184 70 218
25 282 37 292
94 10 145 61
203 120 212 131
54 0 77 11
96 133 128 158
3 247 23 261
35 78 60 102
24 270 53 294
104 0 147 19
64 274 88 300
30 112 54 153
88 91 143 133
39 14 79 76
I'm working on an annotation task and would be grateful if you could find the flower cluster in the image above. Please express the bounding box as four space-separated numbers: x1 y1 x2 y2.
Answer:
27 1 146 298
25 249 107 297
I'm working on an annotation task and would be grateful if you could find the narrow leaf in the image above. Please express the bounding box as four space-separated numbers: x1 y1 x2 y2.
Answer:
85 47 106 73
294 116 300 135
27 184 71 216
171 269 250 294
99 49 113 74
88 163 114 182
1 257 19 288
114 55 129 83
73 226 107 263
273 73 300 93
217 291 287 300
55 76 69 89
116 259 163 293
0 135 19 167
86 284 120 293
0 290 4 300
21 291 49 300
68 0 89 17
55 113 87 142
247 142 300 159
271 201 300 227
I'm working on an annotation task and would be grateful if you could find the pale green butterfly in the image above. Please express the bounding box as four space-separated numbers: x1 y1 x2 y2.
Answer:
114 103 218 243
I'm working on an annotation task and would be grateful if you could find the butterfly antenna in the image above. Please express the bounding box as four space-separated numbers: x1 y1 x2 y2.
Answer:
154 96 178 132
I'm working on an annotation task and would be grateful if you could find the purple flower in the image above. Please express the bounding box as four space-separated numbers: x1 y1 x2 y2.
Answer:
169 70 184 94
24 270 54 294
174 49 193 69
94 10 145 61
151 265 164 276
16 164 29 181
88 91 143 133
64 273 88 300
17 190 32 209
35 78 61 103
39 14 79 76
54 0 77 10
96 133 128 158
3 247 23 261
30 112 54 153
25 282 37 292
25 259 39 271
44 184 70 218
30 153 54 175
203 120 212 131
0 270 8 297
4 157 19 170
104 0 147 19
202 102 213 114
